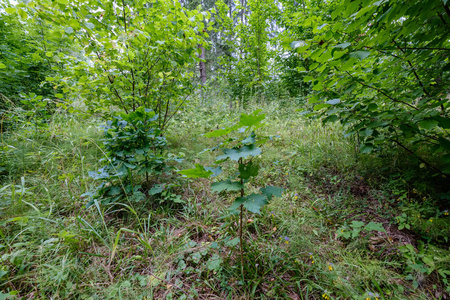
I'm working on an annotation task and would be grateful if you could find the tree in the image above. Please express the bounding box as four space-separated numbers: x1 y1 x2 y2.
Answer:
23 0 210 131
214 0 278 104
285 0 450 174
0 6 62 109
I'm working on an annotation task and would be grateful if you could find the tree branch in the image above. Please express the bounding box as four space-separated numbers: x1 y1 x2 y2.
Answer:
343 70 418 110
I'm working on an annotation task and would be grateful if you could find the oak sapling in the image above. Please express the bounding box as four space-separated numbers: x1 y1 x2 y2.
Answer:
179 109 283 279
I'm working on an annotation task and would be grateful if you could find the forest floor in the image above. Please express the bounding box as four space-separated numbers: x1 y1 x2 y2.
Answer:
0 100 449 299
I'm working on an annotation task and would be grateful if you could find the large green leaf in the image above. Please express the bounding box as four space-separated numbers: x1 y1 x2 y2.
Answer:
260 186 284 198
241 132 256 144
238 161 259 179
205 166 222 177
334 42 351 49
364 221 386 232
204 125 239 138
211 180 243 192
349 51 370 60
239 110 266 127
418 119 438 131
148 184 165 195
216 145 262 161
229 193 268 214
5 7 16 14
178 164 213 178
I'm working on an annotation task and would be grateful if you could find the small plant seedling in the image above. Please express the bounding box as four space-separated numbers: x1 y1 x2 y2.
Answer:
179 109 283 280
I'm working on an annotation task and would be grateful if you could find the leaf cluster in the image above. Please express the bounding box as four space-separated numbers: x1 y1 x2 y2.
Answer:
86 107 179 207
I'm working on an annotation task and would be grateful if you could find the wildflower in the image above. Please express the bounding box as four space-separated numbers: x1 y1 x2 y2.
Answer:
444 210 449 216
311 260 314 264
429 219 433 222
328 263 333 271
322 292 330 300
284 237 290 244
270 211 275 217
309 252 313 259
294 193 298 200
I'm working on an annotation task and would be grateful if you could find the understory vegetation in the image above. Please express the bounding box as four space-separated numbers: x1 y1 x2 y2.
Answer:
0 99 449 299
1 0 450 299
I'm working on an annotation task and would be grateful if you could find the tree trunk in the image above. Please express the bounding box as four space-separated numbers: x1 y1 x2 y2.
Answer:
199 44 206 85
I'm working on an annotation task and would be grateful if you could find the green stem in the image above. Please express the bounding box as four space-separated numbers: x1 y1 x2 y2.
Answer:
240 204 244 282
239 157 245 281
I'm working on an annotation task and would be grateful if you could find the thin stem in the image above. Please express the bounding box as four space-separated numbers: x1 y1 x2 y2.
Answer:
239 157 245 281
239 204 244 281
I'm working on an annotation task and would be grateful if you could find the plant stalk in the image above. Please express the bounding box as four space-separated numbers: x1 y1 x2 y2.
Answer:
239 204 244 282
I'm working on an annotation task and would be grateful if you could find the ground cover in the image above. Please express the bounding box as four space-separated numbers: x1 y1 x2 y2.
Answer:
0 100 449 299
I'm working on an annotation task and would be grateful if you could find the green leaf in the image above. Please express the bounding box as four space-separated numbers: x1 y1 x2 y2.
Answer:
225 237 240 246
57 0 69 3
290 41 306 49
260 186 284 198
326 98 341 105
349 51 370 60
238 161 259 179
85 22 95 29
204 125 238 138
324 115 339 123
17 9 27 19
314 103 331 110
178 164 213 178
211 180 243 192
148 184 165 195
350 221 365 228
108 186 121 196
239 109 266 127
241 132 256 144
204 166 222 177
334 42 351 49
422 256 435 270
216 145 262 161
364 221 386 232
0 62 6 69
206 254 222 271
229 193 268 214
360 144 374 153
418 119 439 131
65 27 74 34
5 7 16 14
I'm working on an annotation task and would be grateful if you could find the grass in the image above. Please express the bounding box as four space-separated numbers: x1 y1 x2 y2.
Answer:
0 99 449 299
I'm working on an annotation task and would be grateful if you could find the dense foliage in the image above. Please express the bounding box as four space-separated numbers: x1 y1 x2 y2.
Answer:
283 0 450 175
1 0 450 298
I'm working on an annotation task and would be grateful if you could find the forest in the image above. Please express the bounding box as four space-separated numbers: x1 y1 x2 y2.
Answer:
0 0 449 298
